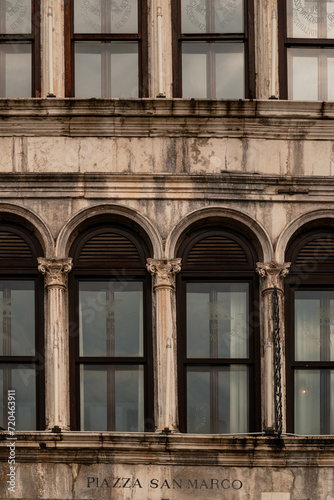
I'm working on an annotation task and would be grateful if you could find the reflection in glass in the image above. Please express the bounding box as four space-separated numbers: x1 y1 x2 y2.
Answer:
1 0 31 34
295 290 334 361
74 0 138 34
187 366 248 433
0 281 35 356
295 369 321 435
288 48 334 100
75 42 138 97
80 365 144 431
0 44 31 97
181 0 243 34
79 281 143 357
287 0 334 39
182 42 244 98
0 365 36 430
187 282 249 358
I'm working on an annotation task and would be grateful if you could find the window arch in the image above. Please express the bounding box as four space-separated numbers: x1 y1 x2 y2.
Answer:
69 220 153 431
0 221 44 430
176 224 260 434
286 226 334 435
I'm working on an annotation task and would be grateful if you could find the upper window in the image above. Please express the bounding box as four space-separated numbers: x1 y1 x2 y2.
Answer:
279 0 334 99
172 0 255 98
0 0 40 97
0 222 44 430
65 0 148 97
177 226 260 433
69 221 153 431
286 228 334 434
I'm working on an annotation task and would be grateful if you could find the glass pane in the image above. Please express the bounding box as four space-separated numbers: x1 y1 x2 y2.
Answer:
295 369 320 435
75 42 138 98
295 290 334 361
287 0 334 39
0 365 36 430
79 281 143 357
80 365 144 431
187 365 248 433
181 0 243 34
74 0 138 33
182 42 244 98
0 0 31 34
0 44 31 97
0 281 35 356
187 283 249 358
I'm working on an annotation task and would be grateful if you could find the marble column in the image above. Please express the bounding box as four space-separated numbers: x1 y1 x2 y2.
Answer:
256 262 290 433
146 258 181 432
38 258 72 431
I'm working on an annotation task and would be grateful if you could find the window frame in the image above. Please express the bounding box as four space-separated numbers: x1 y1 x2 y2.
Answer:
0 223 45 430
278 0 334 99
176 227 261 434
64 0 149 98
69 224 154 432
285 228 334 434
0 0 41 97
171 0 255 98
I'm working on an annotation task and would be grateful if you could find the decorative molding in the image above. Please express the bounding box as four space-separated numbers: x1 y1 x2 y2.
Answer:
38 258 73 288
146 258 181 289
256 262 291 293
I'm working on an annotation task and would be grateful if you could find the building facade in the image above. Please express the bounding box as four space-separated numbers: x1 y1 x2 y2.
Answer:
0 1 334 499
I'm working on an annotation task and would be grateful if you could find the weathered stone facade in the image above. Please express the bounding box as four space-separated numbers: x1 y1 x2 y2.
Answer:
1 1 334 499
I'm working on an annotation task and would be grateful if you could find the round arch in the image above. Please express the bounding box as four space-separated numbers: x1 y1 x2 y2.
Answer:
275 209 334 263
165 207 273 263
0 203 54 258
55 204 163 259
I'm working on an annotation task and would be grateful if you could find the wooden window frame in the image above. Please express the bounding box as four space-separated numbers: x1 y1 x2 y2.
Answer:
0 0 41 97
278 0 334 99
176 228 261 433
64 0 148 97
69 224 154 432
171 0 255 98
285 228 334 434
0 223 45 430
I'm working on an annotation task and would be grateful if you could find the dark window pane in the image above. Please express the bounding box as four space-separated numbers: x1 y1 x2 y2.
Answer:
0 0 31 34
0 44 31 97
181 0 243 34
187 366 248 433
80 365 144 431
187 282 249 358
0 365 36 430
287 0 334 39
0 281 35 356
79 281 143 357
75 41 138 97
74 0 138 33
182 42 244 98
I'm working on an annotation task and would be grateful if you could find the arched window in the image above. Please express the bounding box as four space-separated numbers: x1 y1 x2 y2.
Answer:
286 227 334 434
0 222 44 430
177 225 260 433
69 220 153 431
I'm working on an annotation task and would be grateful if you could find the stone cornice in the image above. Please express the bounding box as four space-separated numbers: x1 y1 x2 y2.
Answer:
0 99 334 139
1 433 334 467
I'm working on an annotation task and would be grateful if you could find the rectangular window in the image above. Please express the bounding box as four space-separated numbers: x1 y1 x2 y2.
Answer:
279 0 334 99
0 0 40 97
65 0 148 97
172 0 255 98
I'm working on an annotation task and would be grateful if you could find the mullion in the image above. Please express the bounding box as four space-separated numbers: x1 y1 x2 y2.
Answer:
73 33 139 40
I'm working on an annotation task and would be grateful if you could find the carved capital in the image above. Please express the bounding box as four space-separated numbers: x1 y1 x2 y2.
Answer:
38 258 73 289
146 258 182 290
256 262 290 293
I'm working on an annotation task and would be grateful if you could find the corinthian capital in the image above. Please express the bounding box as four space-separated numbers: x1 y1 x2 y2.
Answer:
38 258 73 288
146 258 182 290
256 262 290 293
